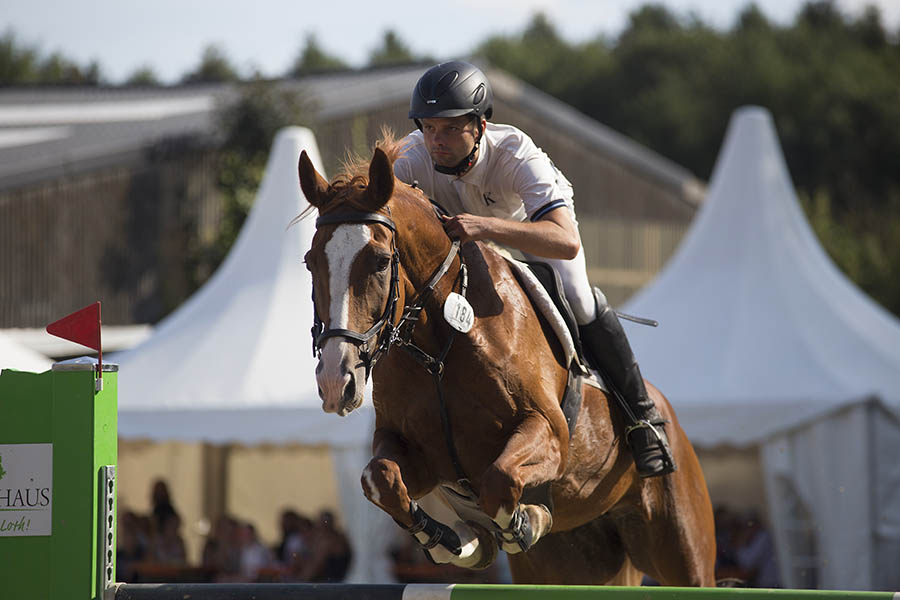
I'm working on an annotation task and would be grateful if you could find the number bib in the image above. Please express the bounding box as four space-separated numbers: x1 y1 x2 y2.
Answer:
443 292 474 333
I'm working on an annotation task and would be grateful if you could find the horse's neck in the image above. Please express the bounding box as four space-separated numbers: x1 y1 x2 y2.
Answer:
395 216 462 344
396 204 457 293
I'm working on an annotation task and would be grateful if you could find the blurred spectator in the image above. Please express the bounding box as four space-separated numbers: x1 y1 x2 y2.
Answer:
714 505 741 576
239 522 275 581
152 511 187 565
275 509 314 578
713 505 780 588
117 509 149 582
297 510 353 582
276 510 300 561
733 511 780 588
150 479 179 535
203 514 243 581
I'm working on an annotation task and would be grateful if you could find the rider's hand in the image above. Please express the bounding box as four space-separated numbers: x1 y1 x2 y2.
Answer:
440 213 491 243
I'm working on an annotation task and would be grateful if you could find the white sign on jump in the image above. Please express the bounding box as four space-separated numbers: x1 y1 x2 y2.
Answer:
0 443 53 536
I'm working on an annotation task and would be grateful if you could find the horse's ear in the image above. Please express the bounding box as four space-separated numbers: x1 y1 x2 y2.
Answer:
298 150 329 208
365 147 395 210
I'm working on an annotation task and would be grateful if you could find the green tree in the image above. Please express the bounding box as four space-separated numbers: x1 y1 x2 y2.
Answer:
205 81 312 273
367 30 423 67
124 65 161 86
0 29 102 85
288 34 349 76
0 30 39 83
478 13 614 116
181 44 239 84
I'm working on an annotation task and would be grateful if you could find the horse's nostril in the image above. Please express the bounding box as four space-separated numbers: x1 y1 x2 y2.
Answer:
316 362 323 374
318 385 324 399
342 377 356 408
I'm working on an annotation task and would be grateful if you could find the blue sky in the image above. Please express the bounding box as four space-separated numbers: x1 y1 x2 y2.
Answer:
4 0 898 84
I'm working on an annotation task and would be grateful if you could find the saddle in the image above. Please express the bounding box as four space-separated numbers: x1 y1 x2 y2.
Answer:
506 258 608 434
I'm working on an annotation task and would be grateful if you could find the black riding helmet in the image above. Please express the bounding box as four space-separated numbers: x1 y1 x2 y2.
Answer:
409 61 494 123
410 61 494 175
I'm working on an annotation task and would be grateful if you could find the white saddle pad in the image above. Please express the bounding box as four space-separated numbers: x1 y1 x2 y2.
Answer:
504 257 577 370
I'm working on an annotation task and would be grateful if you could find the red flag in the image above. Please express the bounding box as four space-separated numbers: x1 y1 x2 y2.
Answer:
47 301 101 352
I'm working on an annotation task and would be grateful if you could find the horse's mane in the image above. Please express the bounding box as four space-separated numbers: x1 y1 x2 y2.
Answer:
334 126 407 187
297 127 408 221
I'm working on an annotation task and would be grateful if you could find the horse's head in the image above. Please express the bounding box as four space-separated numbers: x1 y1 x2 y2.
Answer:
299 147 399 416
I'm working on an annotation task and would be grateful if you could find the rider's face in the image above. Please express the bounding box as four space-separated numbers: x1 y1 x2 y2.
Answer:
420 116 482 168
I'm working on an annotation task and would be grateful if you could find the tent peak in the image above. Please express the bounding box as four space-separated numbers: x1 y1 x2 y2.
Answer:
732 105 772 122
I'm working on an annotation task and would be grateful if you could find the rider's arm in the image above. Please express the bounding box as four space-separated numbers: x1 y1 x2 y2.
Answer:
440 207 580 259
441 147 581 259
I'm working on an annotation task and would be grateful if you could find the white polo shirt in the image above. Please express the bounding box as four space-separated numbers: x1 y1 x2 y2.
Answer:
393 123 575 223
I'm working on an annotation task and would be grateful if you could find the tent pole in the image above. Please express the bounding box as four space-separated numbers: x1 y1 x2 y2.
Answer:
866 397 877 590
202 443 230 526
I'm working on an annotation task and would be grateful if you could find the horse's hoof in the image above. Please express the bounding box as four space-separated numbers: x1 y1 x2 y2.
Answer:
463 521 499 570
497 504 552 554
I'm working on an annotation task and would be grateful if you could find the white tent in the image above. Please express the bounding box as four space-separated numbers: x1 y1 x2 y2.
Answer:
0 331 53 373
114 127 394 583
622 106 900 590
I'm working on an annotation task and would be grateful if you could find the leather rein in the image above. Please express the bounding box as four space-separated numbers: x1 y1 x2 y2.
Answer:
310 208 473 486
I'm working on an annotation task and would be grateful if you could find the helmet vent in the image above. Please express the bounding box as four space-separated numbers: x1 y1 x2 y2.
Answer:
433 70 460 98
472 84 485 106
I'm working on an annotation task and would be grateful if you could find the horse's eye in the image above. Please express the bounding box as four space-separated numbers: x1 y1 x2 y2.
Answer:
376 255 391 272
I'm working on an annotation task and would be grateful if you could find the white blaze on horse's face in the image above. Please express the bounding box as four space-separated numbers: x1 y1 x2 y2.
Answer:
317 223 371 416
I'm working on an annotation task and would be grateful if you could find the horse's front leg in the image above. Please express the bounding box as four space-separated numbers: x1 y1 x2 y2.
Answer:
361 428 497 569
479 413 564 554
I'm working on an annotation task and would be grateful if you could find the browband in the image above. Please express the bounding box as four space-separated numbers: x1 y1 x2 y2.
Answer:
315 211 395 232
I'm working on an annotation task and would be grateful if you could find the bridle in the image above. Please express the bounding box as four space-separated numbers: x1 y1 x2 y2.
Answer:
310 211 399 378
310 209 463 379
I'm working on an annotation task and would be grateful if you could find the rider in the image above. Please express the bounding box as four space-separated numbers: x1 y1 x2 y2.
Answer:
393 60 676 478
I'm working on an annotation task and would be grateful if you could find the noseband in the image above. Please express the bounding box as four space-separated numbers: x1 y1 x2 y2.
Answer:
310 210 461 378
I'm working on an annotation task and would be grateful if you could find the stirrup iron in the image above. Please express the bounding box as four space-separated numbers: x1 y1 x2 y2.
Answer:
624 418 669 442
624 419 677 477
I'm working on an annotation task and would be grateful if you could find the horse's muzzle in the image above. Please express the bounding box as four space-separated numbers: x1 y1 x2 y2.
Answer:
316 341 366 416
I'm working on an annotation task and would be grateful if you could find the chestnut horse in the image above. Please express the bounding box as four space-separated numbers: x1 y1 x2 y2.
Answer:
298 140 716 585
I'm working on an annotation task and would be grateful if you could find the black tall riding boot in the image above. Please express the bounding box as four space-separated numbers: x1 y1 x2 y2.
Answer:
578 291 676 478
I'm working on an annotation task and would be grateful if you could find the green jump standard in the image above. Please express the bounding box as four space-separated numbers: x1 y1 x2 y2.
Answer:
0 361 117 600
